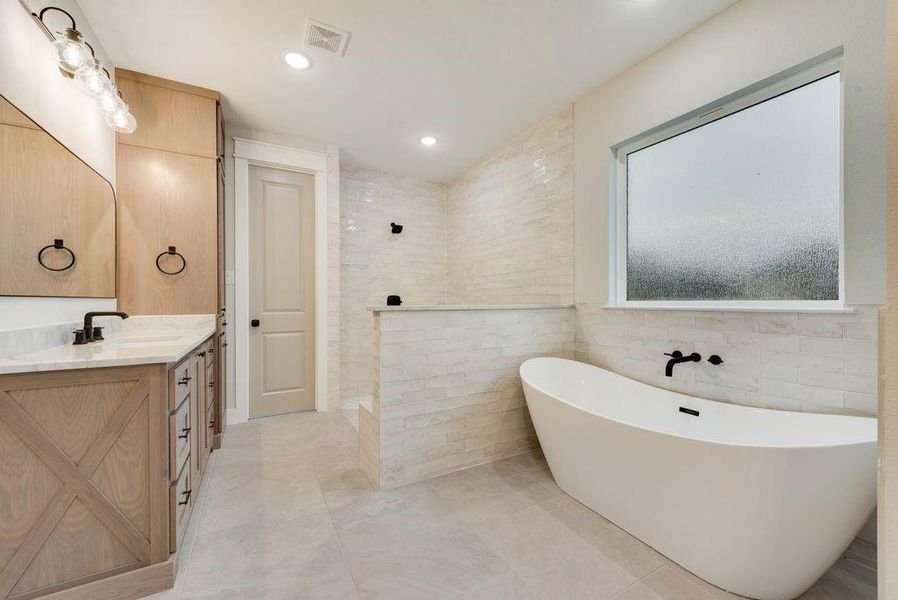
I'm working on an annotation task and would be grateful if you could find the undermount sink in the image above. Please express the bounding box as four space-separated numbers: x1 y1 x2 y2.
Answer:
113 335 183 345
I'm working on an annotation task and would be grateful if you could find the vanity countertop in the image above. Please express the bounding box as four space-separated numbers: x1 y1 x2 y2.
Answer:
0 315 216 375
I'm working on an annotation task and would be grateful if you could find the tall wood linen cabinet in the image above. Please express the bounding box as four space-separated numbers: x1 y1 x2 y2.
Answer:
115 69 227 445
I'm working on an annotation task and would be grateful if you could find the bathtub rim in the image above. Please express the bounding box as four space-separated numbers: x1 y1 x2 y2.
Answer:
520 356 877 451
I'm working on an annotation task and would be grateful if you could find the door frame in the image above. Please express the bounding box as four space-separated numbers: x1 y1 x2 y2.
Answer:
232 137 328 423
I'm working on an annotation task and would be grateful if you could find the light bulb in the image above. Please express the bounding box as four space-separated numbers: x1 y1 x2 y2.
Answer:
418 136 438 146
284 52 311 69
52 29 92 74
105 106 137 134
97 88 125 113
75 60 111 97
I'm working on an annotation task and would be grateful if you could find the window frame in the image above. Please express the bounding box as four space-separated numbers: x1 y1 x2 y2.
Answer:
610 51 845 312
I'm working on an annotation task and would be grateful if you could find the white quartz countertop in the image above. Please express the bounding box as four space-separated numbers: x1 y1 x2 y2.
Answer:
368 304 574 312
0 315 216 375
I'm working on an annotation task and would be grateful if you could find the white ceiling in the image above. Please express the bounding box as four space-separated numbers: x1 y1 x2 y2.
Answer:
78 0 736 181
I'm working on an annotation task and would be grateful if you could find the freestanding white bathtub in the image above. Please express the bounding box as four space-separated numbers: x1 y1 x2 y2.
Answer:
520 357 877 600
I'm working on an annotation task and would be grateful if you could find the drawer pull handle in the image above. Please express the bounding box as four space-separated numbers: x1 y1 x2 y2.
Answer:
209 420 215 429
178 489 191 506
177 376 192 386
199 351 206 357
208 380 215 389
178 427 191 439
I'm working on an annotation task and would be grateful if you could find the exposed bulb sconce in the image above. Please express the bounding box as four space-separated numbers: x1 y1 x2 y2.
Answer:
105 103 137 134
30 6 137 134
52 26 92 74
390 222 403 234
75 59 111 96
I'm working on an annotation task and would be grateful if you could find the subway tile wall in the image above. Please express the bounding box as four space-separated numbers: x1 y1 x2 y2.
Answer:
340 167 449 406
574 304 878 415
364 308 574 488
327 152 341 407
446 107 574 305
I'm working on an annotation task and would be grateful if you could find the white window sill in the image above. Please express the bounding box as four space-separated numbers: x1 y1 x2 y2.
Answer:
602 304 855 314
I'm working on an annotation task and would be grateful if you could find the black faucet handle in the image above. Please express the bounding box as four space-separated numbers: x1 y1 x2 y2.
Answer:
664 350 683 358
708 355 723 365
92 326 105 341
72 329 87 345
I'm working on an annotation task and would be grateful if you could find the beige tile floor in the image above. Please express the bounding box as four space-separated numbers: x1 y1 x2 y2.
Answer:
152 410 876 600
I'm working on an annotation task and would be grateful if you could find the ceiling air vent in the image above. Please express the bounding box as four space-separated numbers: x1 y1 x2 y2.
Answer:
305 19 351 56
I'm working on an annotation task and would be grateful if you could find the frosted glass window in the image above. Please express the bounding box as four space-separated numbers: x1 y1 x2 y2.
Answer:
625 73 840 302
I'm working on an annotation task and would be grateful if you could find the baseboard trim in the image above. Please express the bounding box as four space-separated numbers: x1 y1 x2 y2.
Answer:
41 556 175 600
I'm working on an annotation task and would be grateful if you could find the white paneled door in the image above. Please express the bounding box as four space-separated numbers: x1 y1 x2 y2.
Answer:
249 166 316 417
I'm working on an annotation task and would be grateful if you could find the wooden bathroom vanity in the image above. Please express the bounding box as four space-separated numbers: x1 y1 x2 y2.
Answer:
0 324 220 599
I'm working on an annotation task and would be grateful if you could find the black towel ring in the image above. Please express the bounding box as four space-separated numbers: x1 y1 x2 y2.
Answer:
156 246 186 275
37 239 76 272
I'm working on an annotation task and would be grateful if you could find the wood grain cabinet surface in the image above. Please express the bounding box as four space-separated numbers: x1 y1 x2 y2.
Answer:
115 72 217 159
116 144 217 315
0 97 115 299
0 364 169 599
0 339 216 599
114 70 221 316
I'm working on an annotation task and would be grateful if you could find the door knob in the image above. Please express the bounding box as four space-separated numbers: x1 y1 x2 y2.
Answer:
251 319 260 327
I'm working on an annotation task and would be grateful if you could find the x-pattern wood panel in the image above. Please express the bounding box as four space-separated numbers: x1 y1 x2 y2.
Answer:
0 378 150 598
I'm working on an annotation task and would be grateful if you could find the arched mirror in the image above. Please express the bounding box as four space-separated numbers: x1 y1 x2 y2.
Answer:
0 94 115 298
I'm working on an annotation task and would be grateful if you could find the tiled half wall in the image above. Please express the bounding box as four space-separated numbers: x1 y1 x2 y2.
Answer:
361 306 574 488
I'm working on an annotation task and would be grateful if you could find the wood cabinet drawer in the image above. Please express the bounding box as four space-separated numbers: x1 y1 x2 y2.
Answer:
203 339 214 368
169 395 191 479
169 459 193 553
171 359 192 410
206 361 215 394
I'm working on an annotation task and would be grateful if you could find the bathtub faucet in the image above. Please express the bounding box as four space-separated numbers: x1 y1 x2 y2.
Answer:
663 350 701 377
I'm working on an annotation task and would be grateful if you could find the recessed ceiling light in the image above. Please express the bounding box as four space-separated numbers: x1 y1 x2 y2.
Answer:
418 136 438 146
284 52 311 70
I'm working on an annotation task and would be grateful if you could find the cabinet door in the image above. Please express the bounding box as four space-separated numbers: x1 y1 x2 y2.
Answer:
116 76 217 159
117 145 217 315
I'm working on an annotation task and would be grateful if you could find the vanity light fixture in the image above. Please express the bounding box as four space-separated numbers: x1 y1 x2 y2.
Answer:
30 5 137 134
105 103 137 134
284 52 311 70
418 135 438 146
52 27 92 74
75 58 112 96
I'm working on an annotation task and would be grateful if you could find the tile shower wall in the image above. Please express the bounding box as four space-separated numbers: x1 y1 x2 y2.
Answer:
364 307 574 488
446 107 574 305
340 167 448 406
574 304 878 415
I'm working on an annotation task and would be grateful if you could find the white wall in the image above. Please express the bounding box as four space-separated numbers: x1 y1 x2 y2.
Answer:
340 167 448 406
573 0 887 306
1 0 115 183
0 0 117 329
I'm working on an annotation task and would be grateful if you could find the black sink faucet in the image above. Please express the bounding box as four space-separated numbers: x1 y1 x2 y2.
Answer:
664 350 701 377
75 311 129 344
